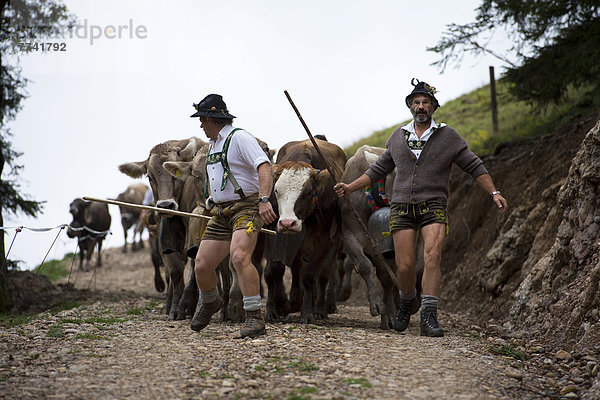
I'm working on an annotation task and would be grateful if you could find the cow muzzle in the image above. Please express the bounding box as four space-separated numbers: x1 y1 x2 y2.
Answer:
156 199 179 212
277 218 302 233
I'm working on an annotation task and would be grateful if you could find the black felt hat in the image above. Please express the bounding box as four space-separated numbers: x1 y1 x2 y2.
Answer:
190 94 236 119
405 78 440 109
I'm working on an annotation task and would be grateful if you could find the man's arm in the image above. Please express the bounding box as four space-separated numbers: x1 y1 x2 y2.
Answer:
334 173 371 198
475 173 508 214
257 162 277 224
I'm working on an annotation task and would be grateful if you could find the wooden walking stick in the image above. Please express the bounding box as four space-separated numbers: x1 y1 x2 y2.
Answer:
82 196 277 236
283 90 400 289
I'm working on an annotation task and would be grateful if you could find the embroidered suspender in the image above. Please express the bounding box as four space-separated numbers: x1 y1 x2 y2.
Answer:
403 125 445 151
204 128 245 199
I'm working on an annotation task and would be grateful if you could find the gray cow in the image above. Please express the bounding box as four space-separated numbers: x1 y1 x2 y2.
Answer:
66 198 111 272
339 145 423 329
119 137 205 320
115 182 148 252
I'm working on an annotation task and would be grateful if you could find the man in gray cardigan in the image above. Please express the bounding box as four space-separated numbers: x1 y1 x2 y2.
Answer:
334 79 508 337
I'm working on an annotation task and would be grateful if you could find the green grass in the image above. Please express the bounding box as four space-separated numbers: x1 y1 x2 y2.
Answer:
75 332 106 340
0 313 33 328
343 377 372 388
127 307 144 315
46 325 66 338
48 301 82 314
146 300 160 311
490 343 527 361
84 317 128 324
344 81 598 157
33 255 73 282
298 362 319 372
287 386 317 400
297 386 317 394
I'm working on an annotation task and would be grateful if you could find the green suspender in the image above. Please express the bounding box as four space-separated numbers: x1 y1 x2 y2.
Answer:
204 128 246 200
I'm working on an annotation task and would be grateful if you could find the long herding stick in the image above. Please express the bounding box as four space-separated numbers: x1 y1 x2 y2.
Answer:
283 90 400 289
82 196 277 236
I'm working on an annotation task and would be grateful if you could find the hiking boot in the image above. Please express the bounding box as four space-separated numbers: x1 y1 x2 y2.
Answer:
420 308 445 337
240 309 266 338
393 296 421 332
190 296 222 332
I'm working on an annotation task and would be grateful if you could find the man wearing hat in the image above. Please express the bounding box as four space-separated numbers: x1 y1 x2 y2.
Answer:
190 94 277 338
334 79 507 337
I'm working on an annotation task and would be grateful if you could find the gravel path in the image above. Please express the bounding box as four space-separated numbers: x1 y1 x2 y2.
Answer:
0 246 557 399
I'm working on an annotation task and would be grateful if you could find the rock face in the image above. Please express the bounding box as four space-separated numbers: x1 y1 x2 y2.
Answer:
442 114 600 349
510 119 600 347
441 114 600 395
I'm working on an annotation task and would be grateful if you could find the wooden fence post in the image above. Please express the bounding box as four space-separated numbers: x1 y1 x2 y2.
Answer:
489 66 499 135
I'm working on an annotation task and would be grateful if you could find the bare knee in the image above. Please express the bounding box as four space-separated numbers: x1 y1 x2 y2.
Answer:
396 261 414 276
194 256 212 276
229 250 250 271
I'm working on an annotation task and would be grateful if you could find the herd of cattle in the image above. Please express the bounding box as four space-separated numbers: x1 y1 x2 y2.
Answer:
67 136 424 329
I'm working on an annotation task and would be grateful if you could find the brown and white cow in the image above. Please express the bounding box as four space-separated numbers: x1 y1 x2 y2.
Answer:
115 182 148 253
264 139 346 323
340 144 423 329
66 198 112 272
119 137 205 320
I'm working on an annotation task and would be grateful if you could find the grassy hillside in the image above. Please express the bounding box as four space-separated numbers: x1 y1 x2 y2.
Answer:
344 79 597 157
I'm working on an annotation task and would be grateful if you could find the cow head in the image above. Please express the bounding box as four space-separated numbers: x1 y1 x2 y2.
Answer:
273 161 331 233
163 144 209 209
256 137 276 162
67 198 90 238
118 138 200 213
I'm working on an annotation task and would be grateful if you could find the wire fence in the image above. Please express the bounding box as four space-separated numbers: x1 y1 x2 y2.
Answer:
1 223 112 288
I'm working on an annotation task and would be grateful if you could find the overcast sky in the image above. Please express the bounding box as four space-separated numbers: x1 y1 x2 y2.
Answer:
4 0 508 269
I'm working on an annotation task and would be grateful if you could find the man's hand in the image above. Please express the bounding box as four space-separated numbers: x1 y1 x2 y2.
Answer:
334 182 350 198
493 193 508 215
259 201 277 225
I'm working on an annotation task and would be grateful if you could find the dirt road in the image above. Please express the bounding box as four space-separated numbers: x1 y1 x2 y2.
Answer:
1 246 564 399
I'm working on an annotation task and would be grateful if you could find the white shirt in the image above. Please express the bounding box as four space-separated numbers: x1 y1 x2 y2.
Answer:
401 119 446 159
206 125 271 203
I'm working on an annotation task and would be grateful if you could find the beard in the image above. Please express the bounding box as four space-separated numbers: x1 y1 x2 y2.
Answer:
414 112 431 124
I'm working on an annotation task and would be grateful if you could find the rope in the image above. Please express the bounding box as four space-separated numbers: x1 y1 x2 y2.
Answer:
0 224 111 235
2 223 112 274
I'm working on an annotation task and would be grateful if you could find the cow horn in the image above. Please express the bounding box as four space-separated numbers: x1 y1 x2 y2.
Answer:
180 139 198 160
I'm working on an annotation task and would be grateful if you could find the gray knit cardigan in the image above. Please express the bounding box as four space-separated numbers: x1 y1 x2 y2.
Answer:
365 125 488 204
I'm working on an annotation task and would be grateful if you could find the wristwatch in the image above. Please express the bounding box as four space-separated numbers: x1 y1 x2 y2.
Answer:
259 196 270 203
491 190 501 197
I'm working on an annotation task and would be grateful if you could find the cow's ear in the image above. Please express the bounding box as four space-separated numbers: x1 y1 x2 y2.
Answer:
118 161 147 178
364 150 380 165
315 169 332 189
272 163 283 180
164 161 191 180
